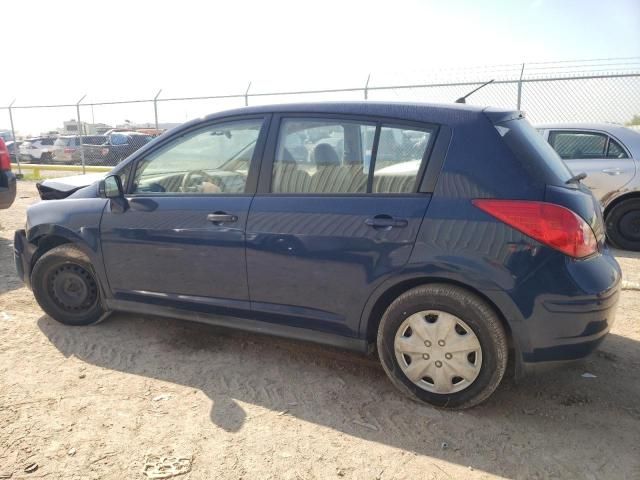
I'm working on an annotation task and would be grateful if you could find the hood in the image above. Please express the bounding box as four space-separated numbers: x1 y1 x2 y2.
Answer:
36 173 105 200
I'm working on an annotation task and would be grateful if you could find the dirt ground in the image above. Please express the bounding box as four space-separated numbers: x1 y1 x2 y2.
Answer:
1 182 639 480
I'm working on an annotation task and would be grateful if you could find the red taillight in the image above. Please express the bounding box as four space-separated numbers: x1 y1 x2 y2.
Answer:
64 148 75 153
101 147 109 157
0 139 10 171
473 199 598 258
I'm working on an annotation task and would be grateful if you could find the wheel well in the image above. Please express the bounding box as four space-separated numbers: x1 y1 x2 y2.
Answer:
31 235 71 270
603 192 640 219
365 277 513 346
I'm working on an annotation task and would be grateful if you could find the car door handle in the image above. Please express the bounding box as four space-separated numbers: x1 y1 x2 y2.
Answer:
365 215 409 229
602 168 622 175
207 213 238 223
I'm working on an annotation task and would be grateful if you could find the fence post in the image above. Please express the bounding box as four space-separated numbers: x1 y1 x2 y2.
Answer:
244 82 252 107
516 63 525 110
8 99 22 176
364 74 371 100
153 89 162 131
76 94 86 174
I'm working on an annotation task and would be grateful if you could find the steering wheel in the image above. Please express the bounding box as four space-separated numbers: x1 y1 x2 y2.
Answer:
180 170 219 192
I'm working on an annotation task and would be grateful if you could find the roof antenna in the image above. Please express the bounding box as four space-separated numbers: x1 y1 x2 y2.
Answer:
455 79 495 104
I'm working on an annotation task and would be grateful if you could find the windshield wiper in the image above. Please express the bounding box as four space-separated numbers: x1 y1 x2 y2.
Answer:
566 172 587 185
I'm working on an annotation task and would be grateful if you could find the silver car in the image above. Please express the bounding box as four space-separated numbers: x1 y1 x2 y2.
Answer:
538 123 640 251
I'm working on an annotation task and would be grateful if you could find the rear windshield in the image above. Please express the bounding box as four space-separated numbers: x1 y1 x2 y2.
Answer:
83 136 107 145
495 118 572 185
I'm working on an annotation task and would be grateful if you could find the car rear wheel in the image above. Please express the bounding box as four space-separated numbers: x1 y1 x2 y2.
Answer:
40 153 51 163
377 284 508 409
606 199 640 251
31 244 106 326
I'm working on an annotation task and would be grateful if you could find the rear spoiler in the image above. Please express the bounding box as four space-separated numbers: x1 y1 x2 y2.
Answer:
483 108 525 124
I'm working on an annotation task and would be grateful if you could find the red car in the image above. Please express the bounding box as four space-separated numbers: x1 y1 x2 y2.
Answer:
0 138 17 209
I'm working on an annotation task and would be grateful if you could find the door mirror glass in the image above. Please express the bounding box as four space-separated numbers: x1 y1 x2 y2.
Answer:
99 175 124 198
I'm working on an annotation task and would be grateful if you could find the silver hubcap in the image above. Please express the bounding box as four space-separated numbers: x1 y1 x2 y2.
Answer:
394 310 482 394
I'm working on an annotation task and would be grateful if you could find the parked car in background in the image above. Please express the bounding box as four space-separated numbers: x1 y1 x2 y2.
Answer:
15 102 621 409
83 131 152 165
0 138 17 209
19 137 56 163
5 140 21 163
52 135 106 164
538 123 640 250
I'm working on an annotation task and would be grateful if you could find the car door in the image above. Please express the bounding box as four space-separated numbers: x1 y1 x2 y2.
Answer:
100 116 269 314
546 129 635 201
246 114 437 337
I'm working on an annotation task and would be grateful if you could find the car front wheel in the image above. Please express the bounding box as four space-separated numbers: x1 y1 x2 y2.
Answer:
31 244 106 326
377 284 508 409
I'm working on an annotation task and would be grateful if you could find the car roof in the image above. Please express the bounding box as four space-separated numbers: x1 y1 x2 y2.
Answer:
537 122 632 132
199 101 518 127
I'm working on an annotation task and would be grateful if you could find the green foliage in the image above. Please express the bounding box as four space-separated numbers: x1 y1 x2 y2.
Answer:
626 115 640 126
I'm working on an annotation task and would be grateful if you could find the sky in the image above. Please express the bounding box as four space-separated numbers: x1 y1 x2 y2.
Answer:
1 0 639 134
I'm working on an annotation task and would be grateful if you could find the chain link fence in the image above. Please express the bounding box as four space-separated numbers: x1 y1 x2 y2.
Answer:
2 58 639 173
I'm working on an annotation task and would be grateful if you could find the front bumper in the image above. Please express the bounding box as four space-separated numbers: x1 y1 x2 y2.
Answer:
14 229 36 290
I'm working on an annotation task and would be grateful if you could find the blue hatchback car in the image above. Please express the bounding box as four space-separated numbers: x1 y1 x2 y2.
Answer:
14 102 621 408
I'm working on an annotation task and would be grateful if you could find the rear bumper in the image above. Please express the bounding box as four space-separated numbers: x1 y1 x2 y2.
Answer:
0 171 17 209
489 251 622 374
14 229 36 290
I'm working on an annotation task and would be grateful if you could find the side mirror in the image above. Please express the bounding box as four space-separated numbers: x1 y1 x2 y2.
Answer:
98 174 124 199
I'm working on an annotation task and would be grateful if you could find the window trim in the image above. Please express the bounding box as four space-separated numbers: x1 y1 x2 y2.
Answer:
258 113 440 196
123 114 271 197
548 129 630 160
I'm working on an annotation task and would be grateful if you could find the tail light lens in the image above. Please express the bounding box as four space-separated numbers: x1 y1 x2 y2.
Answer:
101 147 109 157
0 139 10 171
64 148 75 154
473 199 598 258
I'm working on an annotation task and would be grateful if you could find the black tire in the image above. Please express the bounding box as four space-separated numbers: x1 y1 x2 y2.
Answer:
377 284 508 409
31 244 106 326
605 199 640 251
40 153 51 164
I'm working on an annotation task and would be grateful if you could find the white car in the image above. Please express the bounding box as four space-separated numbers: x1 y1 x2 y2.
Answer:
19 137 56 163
537 123 640 250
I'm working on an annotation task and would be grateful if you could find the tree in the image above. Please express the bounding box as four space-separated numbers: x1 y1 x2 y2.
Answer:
626 115 640 126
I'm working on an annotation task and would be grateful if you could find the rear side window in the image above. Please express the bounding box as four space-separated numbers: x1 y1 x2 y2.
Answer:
373 126 431 193
271 118 432 194
548 131 607 159
607 138 629 159
273 119 375 194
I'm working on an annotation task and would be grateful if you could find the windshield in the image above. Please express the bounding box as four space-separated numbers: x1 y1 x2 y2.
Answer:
495 118 573 185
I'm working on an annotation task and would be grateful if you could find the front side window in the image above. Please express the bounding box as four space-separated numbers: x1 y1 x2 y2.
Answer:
271 118 432 194
548 131 607 159
131 119 263 194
